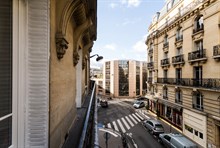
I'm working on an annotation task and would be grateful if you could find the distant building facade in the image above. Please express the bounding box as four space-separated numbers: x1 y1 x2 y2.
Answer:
146 0 220 147
100 60 147 98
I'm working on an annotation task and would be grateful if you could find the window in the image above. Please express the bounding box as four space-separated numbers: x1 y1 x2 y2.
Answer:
176 27 183 41
185 124 193 133
194 15 204 33
164 135 171 141
199 132 203 139
192 91 203 110
119 60 129 96
163 86 168 99
175 89 182 104
0 1 12 147
194 66 202 86
195 40 203 51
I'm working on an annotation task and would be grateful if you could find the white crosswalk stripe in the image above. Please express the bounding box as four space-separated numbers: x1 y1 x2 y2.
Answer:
112 121 119 131
132 113 141 122
107 123 111 128
129 114 138 124
121 117 130 130
117 119 126 133
125 116 134 127
135 112 144 120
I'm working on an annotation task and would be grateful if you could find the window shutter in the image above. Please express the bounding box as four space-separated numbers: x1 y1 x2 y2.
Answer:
25 0 49 147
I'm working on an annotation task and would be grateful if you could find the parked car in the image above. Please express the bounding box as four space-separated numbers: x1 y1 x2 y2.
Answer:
100 99 108 108
159 133 198 148
136 96 147 101
142 119 164 135
133 101 145 108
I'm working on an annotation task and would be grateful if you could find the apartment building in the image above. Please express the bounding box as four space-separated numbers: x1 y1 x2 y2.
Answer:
146 0 220 147
0 0 97 147
100 60 147 98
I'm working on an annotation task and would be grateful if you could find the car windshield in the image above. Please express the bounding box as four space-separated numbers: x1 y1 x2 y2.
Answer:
135 101 141 104
155 124 163 128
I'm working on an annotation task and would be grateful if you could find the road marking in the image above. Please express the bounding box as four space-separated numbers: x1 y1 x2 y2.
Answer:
121 117 130 130
117 119 126 133
112 121 119 131
135 112 144 120
125 116 134 127
132 113 141 122
107 123 111 129
129 114 138 124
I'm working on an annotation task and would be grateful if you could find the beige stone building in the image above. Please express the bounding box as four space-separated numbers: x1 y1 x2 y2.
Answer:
0 0 97 147
100 60 147 98
146 0 220 147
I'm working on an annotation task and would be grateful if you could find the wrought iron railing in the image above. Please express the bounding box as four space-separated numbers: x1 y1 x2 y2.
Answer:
193 24 204 34
188 49 206 61
161 58 170 66
192 104 204 111
148 48 153 54
175 35 183 42
79 80 96 148
147 62 154 69
163 42 169 48
157 78 220 90
213 45 220 57
172 54 184 64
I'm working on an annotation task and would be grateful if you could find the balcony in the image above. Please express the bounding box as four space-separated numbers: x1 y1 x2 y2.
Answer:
192 104 204 111
172 54 184 66
148 48 153 55
188 49 207 63
213 45 220 59
157 78 220 90
175 35 183 42
163 42 169 52
147 62 154 69
161 58 170 68
147 77 153 83
193 25 204 34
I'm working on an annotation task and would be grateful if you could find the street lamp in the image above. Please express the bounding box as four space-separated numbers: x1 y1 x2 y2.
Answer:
90 54 103 61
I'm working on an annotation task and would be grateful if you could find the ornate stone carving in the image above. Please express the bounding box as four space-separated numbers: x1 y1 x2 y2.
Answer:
73 51 80 66
56 37 69 59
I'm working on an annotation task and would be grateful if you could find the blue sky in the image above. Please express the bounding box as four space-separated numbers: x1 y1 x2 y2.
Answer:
91 0 165 68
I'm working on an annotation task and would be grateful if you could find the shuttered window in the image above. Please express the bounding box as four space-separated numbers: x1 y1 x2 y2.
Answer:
0 1 12 147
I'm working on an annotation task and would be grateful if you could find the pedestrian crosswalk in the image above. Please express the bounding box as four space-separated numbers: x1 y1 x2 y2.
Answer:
105 112 148 133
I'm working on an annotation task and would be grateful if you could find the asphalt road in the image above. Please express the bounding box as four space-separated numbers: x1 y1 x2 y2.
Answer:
97 98 165 148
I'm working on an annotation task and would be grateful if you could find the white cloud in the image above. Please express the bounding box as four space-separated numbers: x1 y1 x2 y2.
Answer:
132 34 147 53
104 43 117 51
109 3 118 8
120 0 141 7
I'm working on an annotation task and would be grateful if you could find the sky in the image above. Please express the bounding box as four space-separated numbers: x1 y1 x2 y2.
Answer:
91 0 165 68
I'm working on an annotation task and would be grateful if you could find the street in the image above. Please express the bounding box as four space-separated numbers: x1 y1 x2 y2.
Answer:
97 98 165 148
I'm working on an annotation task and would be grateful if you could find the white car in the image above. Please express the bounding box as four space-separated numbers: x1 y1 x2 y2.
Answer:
133 101 145 109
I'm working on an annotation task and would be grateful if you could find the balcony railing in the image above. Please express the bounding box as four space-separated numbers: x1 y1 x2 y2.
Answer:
193 25 204 34
172 54 184 64
157 78 220 90
192 104 204 111
188 49 206 61
147 77 153 83
163 42 169 48
175 35 183 42
148 48 153 54
161 58 170 66
147 62 154 69
213 45 220 58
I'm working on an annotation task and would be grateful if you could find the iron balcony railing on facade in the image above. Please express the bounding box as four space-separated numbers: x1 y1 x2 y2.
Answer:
157 78 220 90
192 104 204 111
161 58 170 66
148 48 153 54
213 44 220 58
147 77 153 83
172 54 184 64
188 49 206 61
163 42 169 48
175 35 183 42
193 24 204 34
147 62 154 69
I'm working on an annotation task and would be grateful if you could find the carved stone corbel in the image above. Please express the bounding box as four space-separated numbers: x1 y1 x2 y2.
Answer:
73 51 80 66
56 37 69 59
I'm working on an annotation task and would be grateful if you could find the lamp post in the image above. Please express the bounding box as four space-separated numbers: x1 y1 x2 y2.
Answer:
90 54 103 61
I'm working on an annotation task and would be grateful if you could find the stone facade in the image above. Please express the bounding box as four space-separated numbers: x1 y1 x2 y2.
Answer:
146 0 220 147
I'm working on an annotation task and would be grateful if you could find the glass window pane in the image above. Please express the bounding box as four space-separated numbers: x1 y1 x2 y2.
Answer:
0 117 12 147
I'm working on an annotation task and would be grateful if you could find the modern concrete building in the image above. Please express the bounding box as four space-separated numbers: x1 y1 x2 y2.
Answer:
0 0 97 148
146 0 220 147
100 60 147 98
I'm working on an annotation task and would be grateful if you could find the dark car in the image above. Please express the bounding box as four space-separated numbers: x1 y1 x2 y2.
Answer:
136 96 147 101
100 100 108 108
